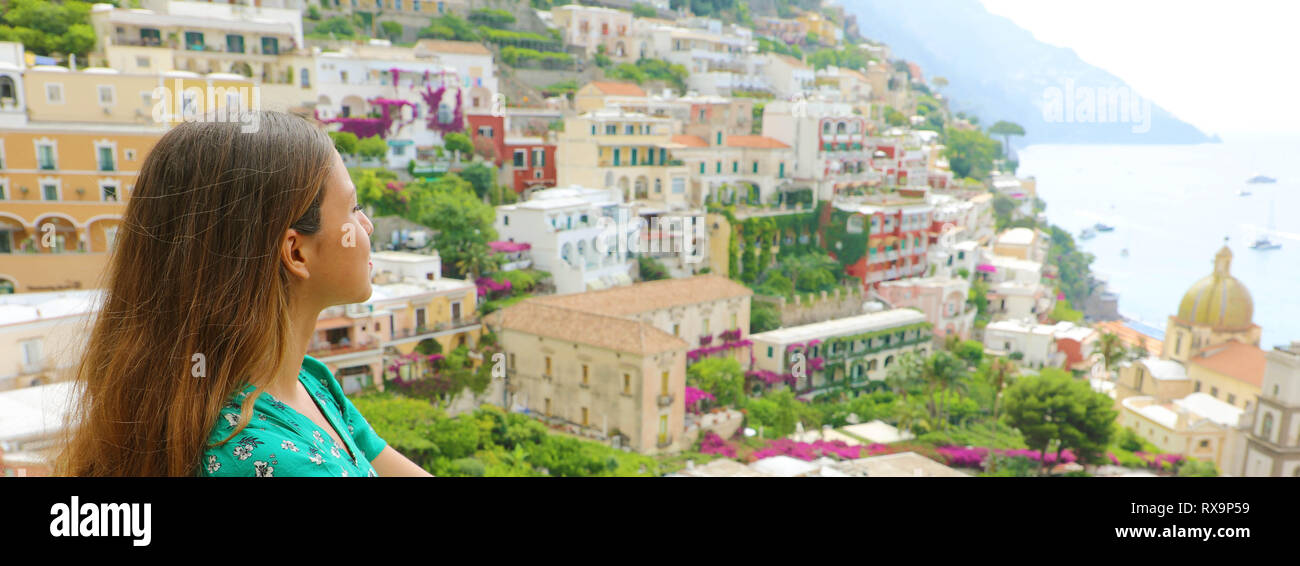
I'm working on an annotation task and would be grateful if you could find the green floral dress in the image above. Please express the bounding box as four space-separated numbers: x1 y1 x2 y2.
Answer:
200 355 387 477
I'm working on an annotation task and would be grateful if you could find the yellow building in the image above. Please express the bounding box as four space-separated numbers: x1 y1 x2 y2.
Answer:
797 12 839 46
1163 243 1262 362
1113 242 1268 471
0 52 255 293
488 299 688 454
555 109 690 205
573 81 648 115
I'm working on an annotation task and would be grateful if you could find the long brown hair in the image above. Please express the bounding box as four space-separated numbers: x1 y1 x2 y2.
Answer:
55 110 335 476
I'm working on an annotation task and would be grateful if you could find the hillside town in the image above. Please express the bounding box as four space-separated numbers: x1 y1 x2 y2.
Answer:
0 0 1297 478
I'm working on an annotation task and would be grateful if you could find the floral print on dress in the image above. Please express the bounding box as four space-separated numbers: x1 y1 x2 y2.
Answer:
308 447 325 465
223 413 240 428
253 461 274 477
330 445 342 459
312 430 325 445
206 455 221 474
232 436 264 461
281 440 300 452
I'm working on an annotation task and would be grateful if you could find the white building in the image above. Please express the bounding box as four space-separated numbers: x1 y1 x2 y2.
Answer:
0 290 100 391
983 318 1062 369
1236 341 1300 476
749 308 931 395
494 186 638 295
643 21 765 95
762 53 814 100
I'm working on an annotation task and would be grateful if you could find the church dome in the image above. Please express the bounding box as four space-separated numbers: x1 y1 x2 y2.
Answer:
1176 244 1254 329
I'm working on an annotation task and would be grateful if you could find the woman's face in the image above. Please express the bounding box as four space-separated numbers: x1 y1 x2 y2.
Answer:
308 150 373 307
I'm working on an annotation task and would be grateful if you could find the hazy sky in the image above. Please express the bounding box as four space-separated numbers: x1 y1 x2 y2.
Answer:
979 0 1300 137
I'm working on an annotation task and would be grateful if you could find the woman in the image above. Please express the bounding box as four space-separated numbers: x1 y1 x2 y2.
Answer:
56 110 431 477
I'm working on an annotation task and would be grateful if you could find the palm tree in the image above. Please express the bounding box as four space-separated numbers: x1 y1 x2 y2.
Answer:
920 351 967 430
984 356 1018 474
1092 332 1127 377
454 242 502 282
894 398 931 437
885 351 923 402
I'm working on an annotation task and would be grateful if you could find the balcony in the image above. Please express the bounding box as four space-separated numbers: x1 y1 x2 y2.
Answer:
307 339 382 358
657 394 673 407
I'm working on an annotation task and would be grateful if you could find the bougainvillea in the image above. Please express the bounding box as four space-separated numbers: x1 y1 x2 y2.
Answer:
934 446 1078 469
317 97 415 140
751 438 864 462
699 432 736 458
685 386 715 414
421 84 464 134
687 339 752 362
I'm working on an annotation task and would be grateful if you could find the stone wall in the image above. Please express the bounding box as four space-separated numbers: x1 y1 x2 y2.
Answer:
755 285 866 328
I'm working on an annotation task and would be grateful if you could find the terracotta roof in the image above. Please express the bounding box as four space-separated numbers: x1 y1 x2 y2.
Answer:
487 300 687 356
588 81 647 97
531 274 752 317
725 135 790 149
1188 341 1267 387
773 54 809 69
415 39 492 55
1092 320 1163 357
672 134 709 147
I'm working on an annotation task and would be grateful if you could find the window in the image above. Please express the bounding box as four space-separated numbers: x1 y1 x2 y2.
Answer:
1194 380 1201 392
1227 393 1236 405
414 0 420 10
46 83 63 104
613 148 621 166
1210 386 1219 398
20 338 42 371
97 145 115 172
605 124 616 135
545 356 552 375
42 183 59 201
544 398 551 416
716 161 721 173
625 124 635 135
767 346 773 357
227 34 245 53
301 68 310 88
654 179 661 193
623 373 631 394
659 148 666 164
582 364 589 385
630 148 638 165
672 324 680 336
184 31 204 51
513 149 526 167
716 132 722 145
700 162 705 174
101 184 118 202
98 85 115 106
450 301 461 321
661 371 669 395
752 161 759 173
1261 413 1273 439
779 162 785 178
581 407 588 426
732 161 738 173
261 37 279 56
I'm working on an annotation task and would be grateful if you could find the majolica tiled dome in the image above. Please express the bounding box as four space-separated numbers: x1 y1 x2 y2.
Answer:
1177 244 1254 329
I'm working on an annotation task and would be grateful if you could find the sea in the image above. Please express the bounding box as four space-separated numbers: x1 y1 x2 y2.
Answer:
1015 136 1300 349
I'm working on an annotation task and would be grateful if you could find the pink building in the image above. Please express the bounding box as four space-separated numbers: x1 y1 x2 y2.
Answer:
876 276 977 342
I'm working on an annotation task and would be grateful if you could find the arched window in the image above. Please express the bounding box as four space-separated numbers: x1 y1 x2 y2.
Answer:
0 279 13 294
836 121 847 134
822 121 831 135
884 355 894 367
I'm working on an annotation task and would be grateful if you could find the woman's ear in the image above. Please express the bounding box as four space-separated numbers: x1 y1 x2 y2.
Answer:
281 228 311 281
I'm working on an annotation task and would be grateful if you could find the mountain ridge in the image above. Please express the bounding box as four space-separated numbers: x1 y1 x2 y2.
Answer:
842 0 1213 145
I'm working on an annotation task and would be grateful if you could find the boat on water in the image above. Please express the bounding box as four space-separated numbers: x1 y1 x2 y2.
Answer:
1080 227 1096 240
1094 222 1115 232
1251 202 1283 251
1251 237 1281 251
1247 174 1277 184
1237 188 1252 196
